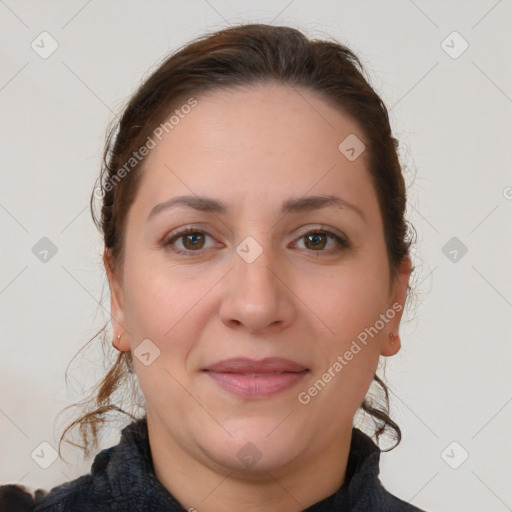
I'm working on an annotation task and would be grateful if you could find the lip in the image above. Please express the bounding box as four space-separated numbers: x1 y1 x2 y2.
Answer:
203 357 309 398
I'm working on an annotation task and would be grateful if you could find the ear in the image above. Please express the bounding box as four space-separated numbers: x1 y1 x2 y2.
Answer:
103 249 130 352
381 255 413 357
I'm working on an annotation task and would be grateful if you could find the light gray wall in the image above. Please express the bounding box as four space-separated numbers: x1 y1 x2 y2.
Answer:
1 1 511 510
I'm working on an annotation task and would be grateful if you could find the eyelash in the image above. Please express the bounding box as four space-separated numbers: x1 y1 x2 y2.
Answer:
162 226 350 257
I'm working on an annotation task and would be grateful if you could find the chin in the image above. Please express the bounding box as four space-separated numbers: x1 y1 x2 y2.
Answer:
198 416 308 475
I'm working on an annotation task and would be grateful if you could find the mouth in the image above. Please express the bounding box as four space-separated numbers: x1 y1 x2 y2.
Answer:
202 357 309 398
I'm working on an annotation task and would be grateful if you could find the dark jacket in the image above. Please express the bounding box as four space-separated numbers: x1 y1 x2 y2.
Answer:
1 419 425 511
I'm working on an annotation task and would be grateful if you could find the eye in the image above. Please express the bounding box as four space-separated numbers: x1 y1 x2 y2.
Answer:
292 228 350 253
162 226 350 257
163 228 217 256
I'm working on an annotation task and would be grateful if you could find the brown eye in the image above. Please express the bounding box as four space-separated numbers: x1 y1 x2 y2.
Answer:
304 233 328 250
293 228 350 254
163 229 216 256
181 232 205 250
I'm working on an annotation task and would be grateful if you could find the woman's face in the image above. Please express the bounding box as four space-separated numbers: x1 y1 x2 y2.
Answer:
107 83 411 475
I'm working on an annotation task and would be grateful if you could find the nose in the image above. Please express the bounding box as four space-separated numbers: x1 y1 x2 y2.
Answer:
219 241 296 334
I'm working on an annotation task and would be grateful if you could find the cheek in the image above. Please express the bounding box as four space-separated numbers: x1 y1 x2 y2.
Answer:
120 263 202 410
300 270 387 422
303 259 390 409
120 257 224 391
123 273 173 340
313 263 390 340
122 255 207 340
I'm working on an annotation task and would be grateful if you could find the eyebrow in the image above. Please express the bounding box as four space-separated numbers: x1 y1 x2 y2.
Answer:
147 194 365 221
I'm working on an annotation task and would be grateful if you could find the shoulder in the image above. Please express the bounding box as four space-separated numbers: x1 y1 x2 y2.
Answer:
0 474 97 512
26 445 120 511
0 419 159 512
381 489 427 512
0 440 117 511
0 484 41 511
344 428 428 511
33 474 97 512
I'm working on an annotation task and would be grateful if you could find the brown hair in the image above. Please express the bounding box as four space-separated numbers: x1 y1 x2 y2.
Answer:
61 23 415 456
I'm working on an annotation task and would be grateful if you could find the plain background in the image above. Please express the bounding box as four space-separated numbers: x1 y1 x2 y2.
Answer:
1 1 511 511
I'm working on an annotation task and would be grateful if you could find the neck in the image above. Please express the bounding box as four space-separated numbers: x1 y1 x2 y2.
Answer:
147 413 352 512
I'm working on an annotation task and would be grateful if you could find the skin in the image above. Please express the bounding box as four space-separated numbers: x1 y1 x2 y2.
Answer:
105 83 412 512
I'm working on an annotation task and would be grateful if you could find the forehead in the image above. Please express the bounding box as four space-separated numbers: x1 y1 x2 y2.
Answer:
131 83 380 224
147 83 364 165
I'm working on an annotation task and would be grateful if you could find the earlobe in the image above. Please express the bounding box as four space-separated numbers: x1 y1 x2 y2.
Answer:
381 332 401 357
103 249 130 351
381 255 412 357
113 332 131 352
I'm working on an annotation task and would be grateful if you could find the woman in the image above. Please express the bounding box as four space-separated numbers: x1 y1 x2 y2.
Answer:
1 23 423 511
